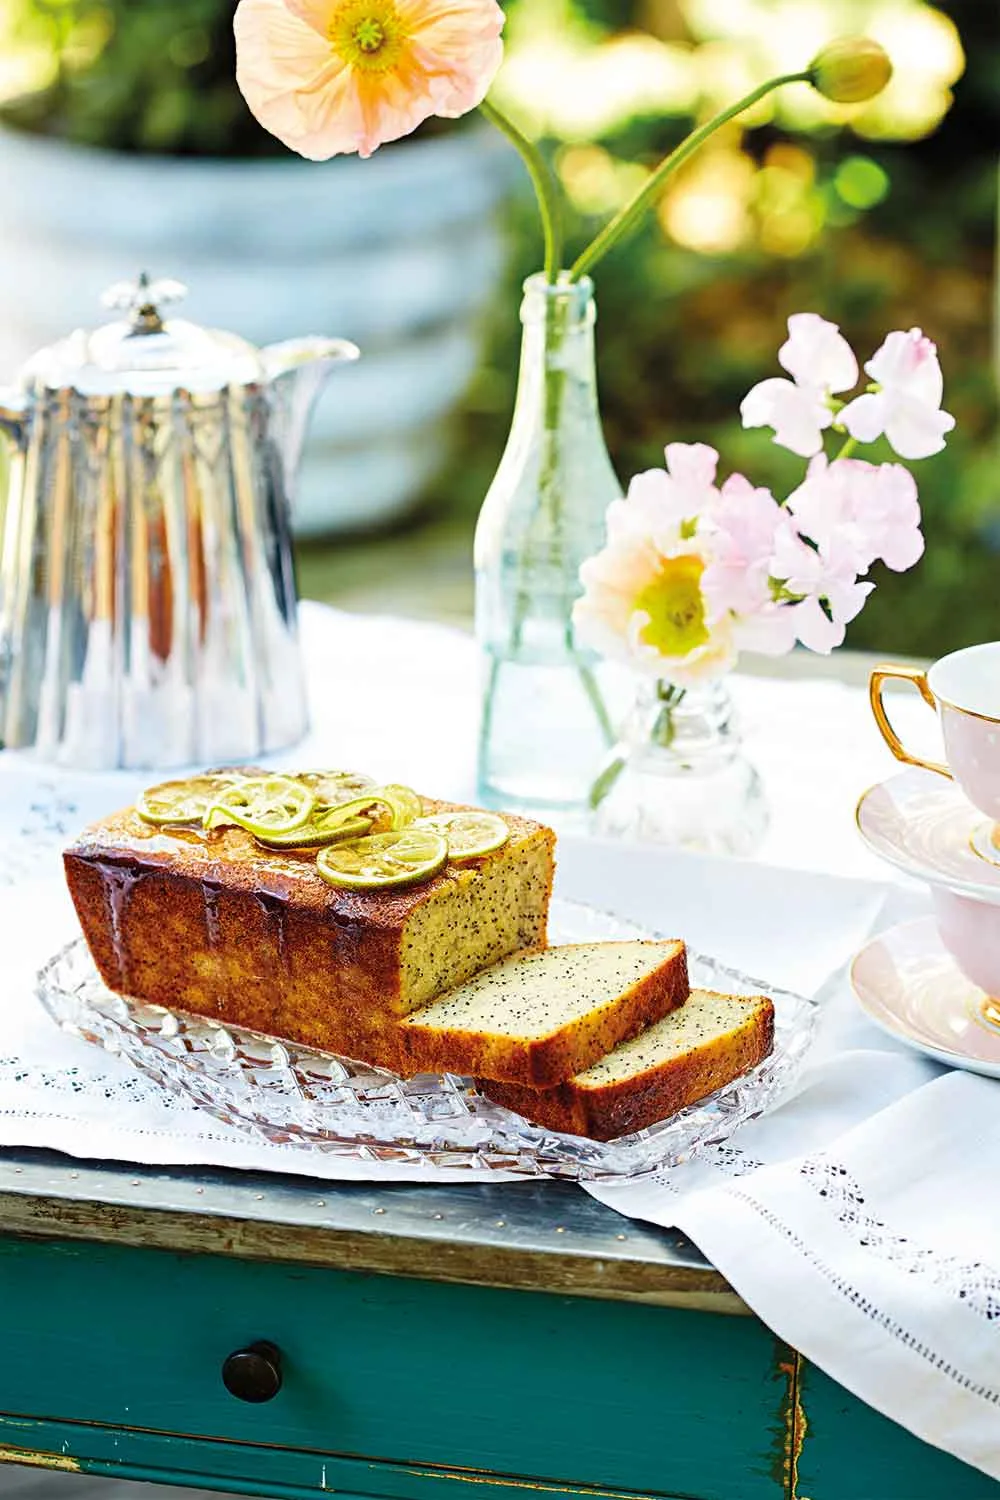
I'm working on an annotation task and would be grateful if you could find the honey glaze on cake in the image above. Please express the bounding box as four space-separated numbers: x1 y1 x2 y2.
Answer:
64 794 556 1072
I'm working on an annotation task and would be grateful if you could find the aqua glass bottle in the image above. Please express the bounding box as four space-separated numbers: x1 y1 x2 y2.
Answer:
474 273 622 821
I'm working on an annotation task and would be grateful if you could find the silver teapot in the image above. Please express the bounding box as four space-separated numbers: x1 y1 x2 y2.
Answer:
0 274 358 768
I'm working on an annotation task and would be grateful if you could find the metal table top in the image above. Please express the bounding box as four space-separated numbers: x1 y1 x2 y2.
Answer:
0 1147 740 1312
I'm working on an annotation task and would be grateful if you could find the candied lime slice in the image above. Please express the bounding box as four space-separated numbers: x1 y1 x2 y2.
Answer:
254 814 373 851
305 787 420 834
311 793 392 829
415 811 509 860
316 828 448 891
296 770 377 806
371 783 423 829
137 774 239 827
203 775 315 835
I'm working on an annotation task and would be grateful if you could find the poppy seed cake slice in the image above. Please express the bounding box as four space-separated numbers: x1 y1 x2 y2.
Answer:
480 989 774 1140
399 940 688 1086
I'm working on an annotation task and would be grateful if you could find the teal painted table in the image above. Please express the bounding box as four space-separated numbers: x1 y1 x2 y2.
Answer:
0 1150 995 1500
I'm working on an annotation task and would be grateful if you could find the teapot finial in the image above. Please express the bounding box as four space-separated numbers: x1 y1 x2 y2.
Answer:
101 273 188 334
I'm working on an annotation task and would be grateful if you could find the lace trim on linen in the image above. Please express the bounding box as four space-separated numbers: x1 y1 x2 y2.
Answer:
0 1054 261 1148
730 1187 1000 1408
799 1156 1000 1323
2 780 81 885
639 1143 766 1195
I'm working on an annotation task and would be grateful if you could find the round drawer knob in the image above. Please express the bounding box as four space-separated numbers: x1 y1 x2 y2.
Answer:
222 1341 283 1403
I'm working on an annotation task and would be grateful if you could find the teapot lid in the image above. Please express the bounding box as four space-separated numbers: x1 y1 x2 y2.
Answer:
20 274 264 397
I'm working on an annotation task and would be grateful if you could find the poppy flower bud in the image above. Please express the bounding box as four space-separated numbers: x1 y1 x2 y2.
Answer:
809 37 893 103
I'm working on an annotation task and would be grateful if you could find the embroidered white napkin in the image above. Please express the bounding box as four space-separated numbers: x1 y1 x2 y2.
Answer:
4 601 994 1481
584 872 1000 1482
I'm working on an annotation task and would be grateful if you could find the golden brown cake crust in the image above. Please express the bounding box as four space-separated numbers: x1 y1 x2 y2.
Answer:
63 796 555 1073
481 995 774 1139
400 942 689 1087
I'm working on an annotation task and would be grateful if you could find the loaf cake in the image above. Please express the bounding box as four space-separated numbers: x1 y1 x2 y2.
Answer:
400 940 689 1086
481 989 774 1139
64 793 555 1072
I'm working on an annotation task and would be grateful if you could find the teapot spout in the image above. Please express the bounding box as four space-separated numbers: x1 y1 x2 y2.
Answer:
261 336 360 493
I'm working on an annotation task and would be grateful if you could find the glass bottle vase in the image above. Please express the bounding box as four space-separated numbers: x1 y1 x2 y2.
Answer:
474 272 622 822
591 679 769 856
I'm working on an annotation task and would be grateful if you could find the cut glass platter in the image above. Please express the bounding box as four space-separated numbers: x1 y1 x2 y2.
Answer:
37 899 818 1183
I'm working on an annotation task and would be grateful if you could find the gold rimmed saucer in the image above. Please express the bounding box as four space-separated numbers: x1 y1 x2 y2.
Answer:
856 768 1000 903
851 917 1000 1078
981 997 1000 1032
970 820 1000 870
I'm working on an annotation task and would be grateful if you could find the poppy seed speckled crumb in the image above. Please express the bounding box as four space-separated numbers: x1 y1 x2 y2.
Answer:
401 940 688 1086
480 989 775 1140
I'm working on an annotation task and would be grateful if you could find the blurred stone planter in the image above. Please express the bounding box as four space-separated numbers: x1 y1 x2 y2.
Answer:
0 124 512 537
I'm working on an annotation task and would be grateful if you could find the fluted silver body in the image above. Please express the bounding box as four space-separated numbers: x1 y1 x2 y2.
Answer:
0 277 358 768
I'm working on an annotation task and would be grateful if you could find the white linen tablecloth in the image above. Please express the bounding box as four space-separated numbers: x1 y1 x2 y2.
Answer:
3 601 998 1483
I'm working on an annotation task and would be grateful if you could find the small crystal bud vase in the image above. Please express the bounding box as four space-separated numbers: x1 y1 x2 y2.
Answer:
474 272 622 823
590 679 769 856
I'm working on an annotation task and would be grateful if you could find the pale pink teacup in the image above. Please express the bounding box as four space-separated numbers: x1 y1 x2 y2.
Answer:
870 643 1000 823
932 887 1000 1001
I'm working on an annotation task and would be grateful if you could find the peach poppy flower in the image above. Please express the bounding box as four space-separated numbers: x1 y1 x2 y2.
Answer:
234 0 505 160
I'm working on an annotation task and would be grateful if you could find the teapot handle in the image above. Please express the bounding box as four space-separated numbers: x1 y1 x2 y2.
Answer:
0 388 28 448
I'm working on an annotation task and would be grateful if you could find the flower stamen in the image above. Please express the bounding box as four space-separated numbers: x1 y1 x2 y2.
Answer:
355 17 385 52
635 555 710 657
328 1 407 72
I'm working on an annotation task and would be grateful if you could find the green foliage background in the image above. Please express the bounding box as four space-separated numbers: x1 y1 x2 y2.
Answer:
0 0 995 655
455 0 999 657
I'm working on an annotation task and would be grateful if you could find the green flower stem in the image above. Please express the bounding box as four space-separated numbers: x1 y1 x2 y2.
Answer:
835 435 859 460
479 98 563 283
589 681 685 811
569 71 811 281
589 747 628 810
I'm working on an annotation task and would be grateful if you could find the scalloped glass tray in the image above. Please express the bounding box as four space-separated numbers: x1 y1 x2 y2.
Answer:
37 899 819 1183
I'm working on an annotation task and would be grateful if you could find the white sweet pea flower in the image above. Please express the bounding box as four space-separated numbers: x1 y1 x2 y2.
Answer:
840 328 955 460
740 313 859 458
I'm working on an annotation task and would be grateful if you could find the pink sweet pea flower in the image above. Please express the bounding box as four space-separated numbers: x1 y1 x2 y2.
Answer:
861 463 925 570
771 525 873 654
787 455 924 574
733 604 799 657
702 473 786 616
702 474 800 656
234 0 505 160
613 443 720 548
740 313 859 458
840 328 955 460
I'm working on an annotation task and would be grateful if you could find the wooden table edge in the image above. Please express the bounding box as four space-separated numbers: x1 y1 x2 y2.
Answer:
0 1154 743 1313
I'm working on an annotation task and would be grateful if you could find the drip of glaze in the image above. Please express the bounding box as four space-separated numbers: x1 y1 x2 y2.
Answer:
203 884 223 949
100 862 140 990
255 891 289 972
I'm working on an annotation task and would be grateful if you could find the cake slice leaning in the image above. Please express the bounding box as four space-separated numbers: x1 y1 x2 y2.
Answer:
399 940 688 1086
480 988 774 1140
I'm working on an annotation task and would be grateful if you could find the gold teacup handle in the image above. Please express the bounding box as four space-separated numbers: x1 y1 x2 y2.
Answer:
869 664 951 778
